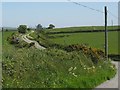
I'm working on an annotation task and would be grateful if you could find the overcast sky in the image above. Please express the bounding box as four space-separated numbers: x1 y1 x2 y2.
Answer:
2 2 118 28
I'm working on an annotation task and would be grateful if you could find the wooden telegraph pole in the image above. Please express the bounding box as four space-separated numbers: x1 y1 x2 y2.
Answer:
111 20 113 30
104 6 108 59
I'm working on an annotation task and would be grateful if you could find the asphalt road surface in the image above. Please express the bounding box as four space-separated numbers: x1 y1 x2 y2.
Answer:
96 61 119 88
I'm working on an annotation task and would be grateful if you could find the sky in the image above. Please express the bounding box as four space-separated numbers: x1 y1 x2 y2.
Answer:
2 1 118 28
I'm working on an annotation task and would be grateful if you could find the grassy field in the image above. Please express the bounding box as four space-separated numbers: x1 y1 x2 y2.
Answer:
2 30 116 88
0 31 2 60
45 26 119 33
47 32 118 54
30 26 118 54
2 31 16 49
0 32 2 45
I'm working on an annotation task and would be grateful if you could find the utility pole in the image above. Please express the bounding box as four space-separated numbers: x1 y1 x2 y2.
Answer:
111 20 113 30
2 27 3 31
104 6 108 59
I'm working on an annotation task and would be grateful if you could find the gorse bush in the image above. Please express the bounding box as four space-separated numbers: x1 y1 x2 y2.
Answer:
64 44 105 64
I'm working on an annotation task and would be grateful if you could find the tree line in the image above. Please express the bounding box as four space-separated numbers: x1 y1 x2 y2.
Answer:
18 24 55 33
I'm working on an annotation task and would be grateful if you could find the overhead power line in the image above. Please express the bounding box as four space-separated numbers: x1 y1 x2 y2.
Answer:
67 0 119 20
67 0 104 13
107 11 119 20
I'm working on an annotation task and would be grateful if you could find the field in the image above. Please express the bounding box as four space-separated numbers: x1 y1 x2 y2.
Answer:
0 31 2 60
46 26 119 33
31 26 118 55
0 32 1 42
2 30 116 88
47 32 118 54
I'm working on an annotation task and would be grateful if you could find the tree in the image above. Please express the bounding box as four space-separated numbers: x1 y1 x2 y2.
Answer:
27 28 31 31
36 24 43 31
5 29 8 32
18 25 27 33
48 24 55 29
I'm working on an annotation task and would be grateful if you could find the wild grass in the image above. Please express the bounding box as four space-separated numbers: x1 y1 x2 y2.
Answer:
2 47 116 88
2 31 116 88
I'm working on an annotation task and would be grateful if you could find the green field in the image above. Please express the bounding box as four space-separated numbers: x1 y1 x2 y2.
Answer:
2 30 116 88
32 26 118 54
47 32 118 54
0 31 2 45
29 26 119 54
0 31 2 60
45 26 119 33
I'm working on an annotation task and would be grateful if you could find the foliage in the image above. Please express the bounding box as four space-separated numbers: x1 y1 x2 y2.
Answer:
0 31 2 61
31 26 119 54
36 24 43 32
0 32 2 45
29 26 119 59
2 47 116 88
6 31 34 48
18 25 27 34
48 24 55 29
64 44 105 64
2 30 117 88
27 28 31 31
5 29 8 32
7 33 20 44
29 31 64 49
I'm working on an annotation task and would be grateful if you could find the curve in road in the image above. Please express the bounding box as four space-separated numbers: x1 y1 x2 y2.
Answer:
21 31 45 50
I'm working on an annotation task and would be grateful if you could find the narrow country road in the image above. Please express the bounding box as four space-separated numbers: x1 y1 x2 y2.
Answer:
96 61 119 88
21 31 45 50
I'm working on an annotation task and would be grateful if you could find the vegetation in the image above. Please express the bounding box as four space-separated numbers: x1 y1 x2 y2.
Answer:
30 26 119 55
0 31 2 60
45 26 119 33
36 24 43 32
7 32 20 44
2 25 116 88
0 31 2 45
3 47 116 88
27 28 31 31
48 24 55 29
18 25 27 34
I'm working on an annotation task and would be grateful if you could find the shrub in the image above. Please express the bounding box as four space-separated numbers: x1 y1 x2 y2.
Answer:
18 25 27 34
7 35 19 44
28 42 35 47
27 28 31 31
64 44 105 64
48 24 55 29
